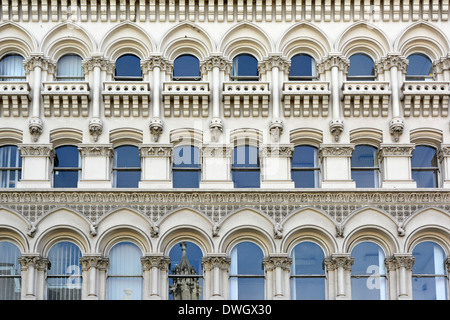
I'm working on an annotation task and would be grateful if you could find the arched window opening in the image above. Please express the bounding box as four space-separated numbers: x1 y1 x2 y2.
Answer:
232 54 259 81
289 54 317 81
230 241 265 300
406 53 434 81
351 145 379 188
173 54 201 81
351 241 387 300
411 145 438 188
53 145 80 188
290 242 326 300
347 53 375 81
0 145 21 188
168 242 204 300
115 54 142 81
172 145 201 188
0 241 22 300
292 145 319 188
0 54 26 81
47 241 82 300
56 54 84 81
113 145 141 188
232 145 260 188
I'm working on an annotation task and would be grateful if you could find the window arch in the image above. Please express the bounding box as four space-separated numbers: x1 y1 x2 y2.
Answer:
113 145 141 188
290 241 326 300
289 54 317 81
53 145 80 188
292 145 319 188
172 145 201 188
168 241 204 300
351 145 379 188
411 145 438 188
115 54 142 81
412 241 448 300
46 241 82 300
351 241 387 300
0 241 22 300
0 145 21 188
347 53 375 81
229 241 265 300
232 145 260 188
232 54 259 81
0 54 26 81
56 54 84 81
107 242 143 300
406 53 434 81
173 54 201 81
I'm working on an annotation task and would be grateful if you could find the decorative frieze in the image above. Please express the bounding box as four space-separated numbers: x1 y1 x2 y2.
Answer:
78 145 113 158
139 145 173 157
18 144 54 157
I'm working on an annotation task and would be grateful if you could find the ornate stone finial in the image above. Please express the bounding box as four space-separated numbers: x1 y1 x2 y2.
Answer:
269 119 283 143
28 117 43 142
88 118 103 142
209 118 224 142
149 118 164 142
329 119 344 142
389 117 405 142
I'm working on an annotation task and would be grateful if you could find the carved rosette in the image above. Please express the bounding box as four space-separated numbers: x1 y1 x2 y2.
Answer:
88 118 103 142
389 117 405 142
329 119 344 142
201 55 232 74
258 55 291 75
317 54 350 74
28 117 43 142
141 56 173 74
375 54 408 74
201 256 231 272
263 256 293 272
149 118 164 142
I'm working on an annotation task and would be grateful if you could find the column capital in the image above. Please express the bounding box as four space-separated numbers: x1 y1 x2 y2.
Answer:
141 55 173 73
202 255 231 271
385 254 415 271
258 55 291 74
317 54 349 73
201 144 233 158
18 144 54 157
141 255 170 272
432 54 450 74
78 144 114 157
375 54 409 74
201 55 232 74
324 254 354 271
139 144 173 157
79 255 109 271
319 144 355 157
378 144 415 157
81 55 114 74
259 144 294 158
23 54 55 74
262 255 293 272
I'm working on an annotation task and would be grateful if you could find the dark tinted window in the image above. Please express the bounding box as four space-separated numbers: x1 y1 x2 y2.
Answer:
0 145 21 188
54 146 80 188
348 53 375 81
232 54 259 80
292 146 319 188
351 145 379 188
173 54 201 80
113 145 141 188
173 145 201 188
115 54 142 80
412 146 438 188
289 54 317 80
232 145 260 188
406 54 433 80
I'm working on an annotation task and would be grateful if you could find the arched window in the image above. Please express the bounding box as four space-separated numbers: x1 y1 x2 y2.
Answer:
292 145 319 188
411 145 438 188
115 54 142 81
230 241 265 300
406 53 434 81
168 242 203 300
0 54 26 81
351 145 379 188
232 54 259 81
107 242 143 300
232 145 260 188
47 241 82 300
56 54 84 81
412 241 448 300
0 241 21 300
351 241 387 300
113 145 141 188
347 53 375 81
290 242 326 300
173 54 201 81
173 145 201 188
53 145 80 188
0 145 21 188
289 54 317 81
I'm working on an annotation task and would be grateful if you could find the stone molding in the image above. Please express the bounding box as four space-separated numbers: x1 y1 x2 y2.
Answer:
378 144 415 157
200 55 232 74
81 56 115 74
262 255 293 272
375 54 409 74
202 255 231 271
385 254 415 271
317 54 350 73
319 144 354 157
260 144 294 157
79 255 109 271
323 254 354 271
201 145 233 158
139 144 173 157
433 54 450 74
78 144 113 157
141 255 171 271
141 56 173 74
23 54 55 74
258 55 291 74
18 144 54 157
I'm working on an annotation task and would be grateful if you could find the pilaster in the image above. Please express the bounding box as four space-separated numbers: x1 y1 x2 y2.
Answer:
200 145 234 189
16 144 54 188
139 144 173 188
77 144 113 188
260 144 295 189
378 144 417 188
319 144 356 188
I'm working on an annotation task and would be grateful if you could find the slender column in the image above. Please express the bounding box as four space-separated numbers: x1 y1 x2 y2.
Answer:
202 255 231 300
263 255 292 300
79 255 109 300
385 254 415 300
325 254 354 299
141 255 170 300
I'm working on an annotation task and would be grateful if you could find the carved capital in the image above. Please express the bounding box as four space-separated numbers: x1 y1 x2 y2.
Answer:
260 144 294 157
385 254 415 271
202 145 233 158
201 55 232 74
141 255 170 271
23 54 54 74
139 144 173 157
263 255 293 272
141 56 173 74
18 144 54 157
438 144 450 162
317 54 349 73
79 255 109 271
319 144 354 157
258 55 291 74
82 55 114 74
202 255 231 271
78 144 113 157
432 54 450 74
325 254 354 271
379 144 415 157
376 54 408 74
17 254 42 271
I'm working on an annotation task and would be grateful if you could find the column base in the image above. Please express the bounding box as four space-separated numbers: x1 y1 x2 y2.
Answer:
210 295 225 300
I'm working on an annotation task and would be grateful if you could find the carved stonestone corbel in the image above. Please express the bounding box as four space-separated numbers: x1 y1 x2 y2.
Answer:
149 118 163 142
209 118 223 142
88 118 103 142
389 117 405 142
28 117 43 142
269 119 283 143
329 119 344 142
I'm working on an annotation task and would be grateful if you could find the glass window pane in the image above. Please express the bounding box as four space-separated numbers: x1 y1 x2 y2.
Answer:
351 145 377 167
291 242 325 275
291 278 326 300
173 170 200 188
351 277 387 300
57 55 84 80
412 277 447 300
407 54 433 78
169 242 203 300
0 54 25 81
292 146 317 168
411 146 437 168
173 146 200 168
232 54 258 77
351 242 386 275
114 146 141 168
233 145 259 167
47 242 82 300
0 242 21 300
292 170 318 188
115 54 142 79
0 146 21 188
232 170 260 188
54 146 80 168
231 242 264 275
412 170 437 188
114 170 141 188
54 170 79 188
173 55 200 78
289 54 316 78
348 54 375 78
413 242 446 275
232 278 265 300
351 170 378 188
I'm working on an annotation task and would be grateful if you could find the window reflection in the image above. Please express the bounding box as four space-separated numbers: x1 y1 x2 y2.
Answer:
0 145 21 188
412 241 448 300
173 145 201 188
289 54 317 81
47 241 82 300
115 54 142 81
292 145 319 188
232 54 259 81
347 53 375 81
113 145 141 188
406 53 434 81
0 241 21 300
169 242 203 300
351 241 387 300
351 145 379 188
173 54 201 81
411 145 438 188
56 54 84 81
54 145 80 188
290 242 326 300
0 54 26 81
107 242 143 300
232 145 260 188
230 242 265 300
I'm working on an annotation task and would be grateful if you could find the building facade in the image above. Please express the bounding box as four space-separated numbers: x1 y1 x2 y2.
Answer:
0 0 450 300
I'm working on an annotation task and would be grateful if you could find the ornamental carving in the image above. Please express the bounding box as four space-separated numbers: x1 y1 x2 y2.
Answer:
18 144 54 157
202 256 231 271
139 146 173 157
78 145 113 157
200 56 232 74
317 55 350 73
23 55 55 74
385 255 415 271
202 146 233 158
141 56 173 73
324 255 354 271
432 55 450 74
258 55 291 74
319 145 354 157
378 145 415 157
260 145 294 157
81 56 115 74
263 256 293 272
375 54 408 74
141 256 170 271
79 256 109 271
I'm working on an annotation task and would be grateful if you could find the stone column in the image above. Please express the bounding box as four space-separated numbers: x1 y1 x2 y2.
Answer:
324 254 354 300
18 254 43 300
201 55 231 142
317 54 349 142
141 254 170 300
262 255 292 300
200 145 234 188
385 254 415 300
378 144 417 188
139 144 173 188
319 144 356 188
202 254 231 300
260 144 295 188
16 144 54 188
77 144 113 188
438 145 450 188
432 54 450 81
79 255 109 300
